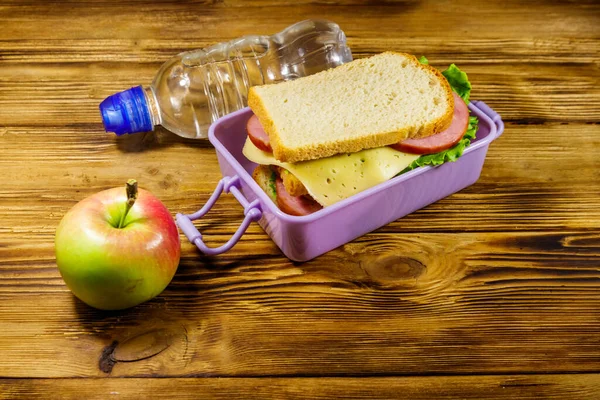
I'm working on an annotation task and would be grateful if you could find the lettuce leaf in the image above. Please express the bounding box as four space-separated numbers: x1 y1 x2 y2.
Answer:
268 169 277 197
442 64 472 103
418 55 429 65
399 116 478 174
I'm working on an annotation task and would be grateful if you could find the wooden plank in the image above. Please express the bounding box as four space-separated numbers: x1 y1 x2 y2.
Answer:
0 0 598 40
1 228 600 377
1 37 598 64
1 375 600 400
0 61 598 126
1 123 598 235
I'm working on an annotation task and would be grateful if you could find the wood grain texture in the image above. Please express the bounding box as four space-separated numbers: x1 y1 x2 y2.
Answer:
2 375 600 400
2 229 600 377
1 0 600 397
1 62 598 125
1 0 599 41
1 123 598 238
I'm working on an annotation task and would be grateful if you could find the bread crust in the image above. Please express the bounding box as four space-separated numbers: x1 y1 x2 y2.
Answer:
248 51 455 163
252 165 277 203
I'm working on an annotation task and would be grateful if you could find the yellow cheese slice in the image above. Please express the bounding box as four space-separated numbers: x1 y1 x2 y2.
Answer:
242 138 420 207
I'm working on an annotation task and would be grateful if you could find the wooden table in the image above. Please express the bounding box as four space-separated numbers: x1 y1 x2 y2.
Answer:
1 1 599 398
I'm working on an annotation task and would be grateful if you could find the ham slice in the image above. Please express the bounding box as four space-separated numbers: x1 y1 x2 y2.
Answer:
247 115 272 152
275 178 322 216
390 93 469 154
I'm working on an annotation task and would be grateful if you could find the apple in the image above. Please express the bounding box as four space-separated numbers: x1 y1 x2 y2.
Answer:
55 180 180 310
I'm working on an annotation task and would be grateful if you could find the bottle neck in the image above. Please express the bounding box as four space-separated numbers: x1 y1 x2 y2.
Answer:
143 86 161 127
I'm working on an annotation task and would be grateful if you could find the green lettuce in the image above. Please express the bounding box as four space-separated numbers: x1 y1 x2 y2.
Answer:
442 64 472 103
399 60 477 174
400 116 478 174
268 169 277 198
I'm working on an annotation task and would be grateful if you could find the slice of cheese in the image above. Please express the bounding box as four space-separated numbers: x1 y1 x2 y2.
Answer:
243 138 420 207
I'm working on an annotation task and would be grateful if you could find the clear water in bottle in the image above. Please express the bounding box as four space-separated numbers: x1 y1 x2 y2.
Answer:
100 19 352 139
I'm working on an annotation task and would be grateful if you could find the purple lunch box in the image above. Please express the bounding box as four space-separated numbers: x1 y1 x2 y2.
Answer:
177 101 504 262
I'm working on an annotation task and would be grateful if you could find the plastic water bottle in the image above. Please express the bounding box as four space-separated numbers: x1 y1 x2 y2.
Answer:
99 19 352 139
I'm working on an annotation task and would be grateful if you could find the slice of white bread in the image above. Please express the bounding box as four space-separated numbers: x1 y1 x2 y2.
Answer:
248 51 454 163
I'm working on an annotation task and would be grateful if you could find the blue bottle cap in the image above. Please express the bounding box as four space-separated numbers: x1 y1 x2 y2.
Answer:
99 86 153 136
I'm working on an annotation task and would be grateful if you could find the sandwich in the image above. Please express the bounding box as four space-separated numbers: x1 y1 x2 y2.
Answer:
242 52 478 216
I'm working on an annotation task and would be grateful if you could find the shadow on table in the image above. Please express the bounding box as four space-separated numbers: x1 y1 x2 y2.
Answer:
115 126 212 153
70 261 210 374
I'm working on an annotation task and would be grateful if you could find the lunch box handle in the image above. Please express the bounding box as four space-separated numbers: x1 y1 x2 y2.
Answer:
176 175 262 256
471 100 504 139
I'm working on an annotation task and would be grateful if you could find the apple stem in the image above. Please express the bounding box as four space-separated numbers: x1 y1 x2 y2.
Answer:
117 179 138 229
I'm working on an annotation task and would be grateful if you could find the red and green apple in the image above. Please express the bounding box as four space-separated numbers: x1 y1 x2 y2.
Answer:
55 180 180 310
